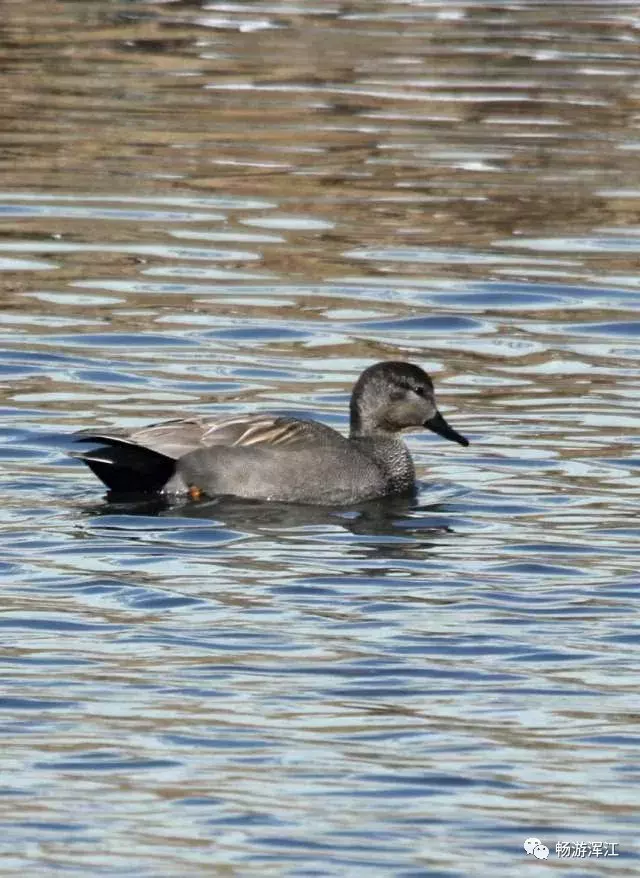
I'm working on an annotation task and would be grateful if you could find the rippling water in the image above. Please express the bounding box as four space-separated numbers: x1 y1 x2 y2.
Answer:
1 1 639 875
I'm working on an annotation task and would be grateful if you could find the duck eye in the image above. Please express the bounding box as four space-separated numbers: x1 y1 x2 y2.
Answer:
413 385 425 396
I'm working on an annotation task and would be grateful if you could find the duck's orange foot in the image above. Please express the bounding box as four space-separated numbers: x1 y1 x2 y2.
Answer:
188 485 203 501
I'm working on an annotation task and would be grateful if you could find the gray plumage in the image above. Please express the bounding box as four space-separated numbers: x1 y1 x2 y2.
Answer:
72 361 469 505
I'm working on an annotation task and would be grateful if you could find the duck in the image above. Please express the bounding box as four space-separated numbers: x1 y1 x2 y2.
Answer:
72 360 469 505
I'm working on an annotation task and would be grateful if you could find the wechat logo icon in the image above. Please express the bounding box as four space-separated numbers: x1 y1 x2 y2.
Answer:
524 837 549 859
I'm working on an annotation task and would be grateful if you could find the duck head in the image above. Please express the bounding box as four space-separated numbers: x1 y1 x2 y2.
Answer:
349 361 469 446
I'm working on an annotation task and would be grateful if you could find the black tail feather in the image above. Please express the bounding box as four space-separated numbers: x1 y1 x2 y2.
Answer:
72 442 176 495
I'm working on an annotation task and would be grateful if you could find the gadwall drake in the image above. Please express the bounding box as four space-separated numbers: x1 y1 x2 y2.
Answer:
73 361 468 505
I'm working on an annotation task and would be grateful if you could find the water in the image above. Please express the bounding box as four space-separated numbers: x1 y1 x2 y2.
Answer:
1 1 639 875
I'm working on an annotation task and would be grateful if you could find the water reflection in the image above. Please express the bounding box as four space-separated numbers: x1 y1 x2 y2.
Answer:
82 489 460 545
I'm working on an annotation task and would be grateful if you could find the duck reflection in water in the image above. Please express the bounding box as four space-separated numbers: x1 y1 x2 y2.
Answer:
82 482 467 555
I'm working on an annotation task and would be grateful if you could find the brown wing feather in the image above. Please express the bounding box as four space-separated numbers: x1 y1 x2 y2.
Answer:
201 415 314 449
76 413 342 460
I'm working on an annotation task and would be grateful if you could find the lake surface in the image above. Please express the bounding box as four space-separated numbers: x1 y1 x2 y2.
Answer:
1 1 639 875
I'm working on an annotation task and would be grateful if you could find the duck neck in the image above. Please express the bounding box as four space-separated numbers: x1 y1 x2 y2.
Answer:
350 420 415 492
349 398 363 438
349 400 384 439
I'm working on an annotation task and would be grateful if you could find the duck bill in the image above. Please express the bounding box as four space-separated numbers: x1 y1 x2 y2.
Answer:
424 411 469 447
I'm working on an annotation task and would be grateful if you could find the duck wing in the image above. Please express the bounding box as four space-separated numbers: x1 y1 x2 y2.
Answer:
74 413 341 460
